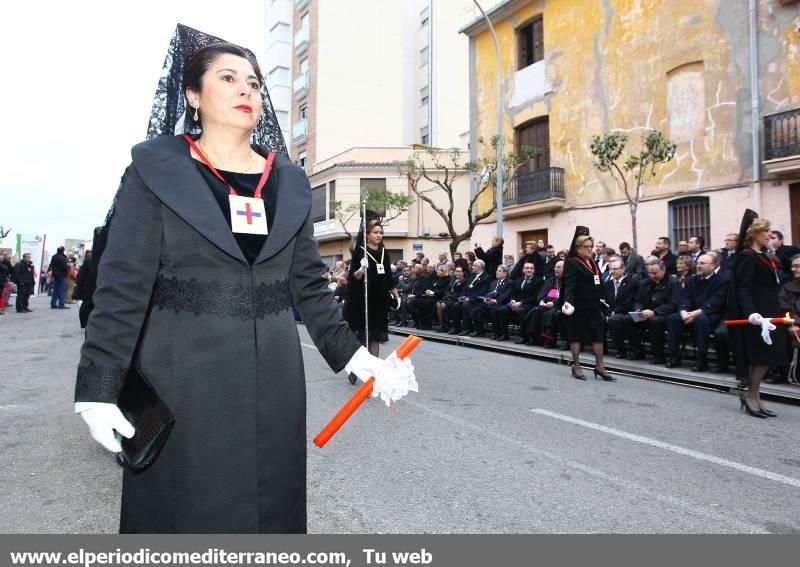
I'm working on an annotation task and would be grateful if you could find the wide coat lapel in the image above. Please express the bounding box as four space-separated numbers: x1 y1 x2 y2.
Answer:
132 135 247 263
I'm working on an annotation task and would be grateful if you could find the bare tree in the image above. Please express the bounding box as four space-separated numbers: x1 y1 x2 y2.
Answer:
331 185 413 249
590 129 676 251
398 137 534 257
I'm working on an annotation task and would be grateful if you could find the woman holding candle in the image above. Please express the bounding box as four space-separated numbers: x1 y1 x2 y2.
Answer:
728 210 786 418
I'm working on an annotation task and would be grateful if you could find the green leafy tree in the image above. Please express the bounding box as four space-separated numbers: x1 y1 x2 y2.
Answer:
331 186 413 249
398 137 535 258
590 129 676 251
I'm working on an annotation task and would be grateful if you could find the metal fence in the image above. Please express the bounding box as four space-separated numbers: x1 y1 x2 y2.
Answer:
497 167 565 206
765 108 800 160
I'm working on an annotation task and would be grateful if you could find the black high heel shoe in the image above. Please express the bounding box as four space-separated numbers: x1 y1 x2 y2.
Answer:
571 367 587 380
739 393 767 418
594 368 616 381
760 407 777 417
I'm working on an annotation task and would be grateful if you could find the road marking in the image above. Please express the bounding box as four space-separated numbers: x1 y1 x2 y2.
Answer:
404 399 770 532
531 408 800 489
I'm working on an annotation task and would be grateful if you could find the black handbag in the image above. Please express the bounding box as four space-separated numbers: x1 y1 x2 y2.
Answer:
116 368 175 473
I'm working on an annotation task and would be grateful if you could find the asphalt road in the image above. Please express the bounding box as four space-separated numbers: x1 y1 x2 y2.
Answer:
2 295 799 533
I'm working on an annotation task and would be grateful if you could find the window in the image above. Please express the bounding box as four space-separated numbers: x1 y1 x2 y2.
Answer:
517 15 543 69
360 178 387 216
667 62 705 144
420 6 429 27
266 66 289 88
669 197 710 249
515 117 549 172
269 22 290 43
328 180 336 220
420 126 429 145
299 58 309 74
420 86 429 107
298 151 307 169
311 184 326 223
420 46 429 67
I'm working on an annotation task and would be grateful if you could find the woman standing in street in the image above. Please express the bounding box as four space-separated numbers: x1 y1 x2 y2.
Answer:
74 28 415 533
562 227 614 381
728 210 786 418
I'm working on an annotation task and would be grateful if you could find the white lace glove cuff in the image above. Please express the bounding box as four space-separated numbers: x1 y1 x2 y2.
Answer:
344 346 418 407
760 319 776 345
748 313 764 325
562 302 575 316
76 402 135 453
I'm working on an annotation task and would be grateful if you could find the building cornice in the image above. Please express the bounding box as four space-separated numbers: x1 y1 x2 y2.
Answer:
458 0 531 36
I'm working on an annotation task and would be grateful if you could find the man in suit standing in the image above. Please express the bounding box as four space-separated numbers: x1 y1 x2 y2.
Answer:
652 237 677 276
456 259 492 336
769 230 800 282
497 262 541 343
627 260 681 363
470 266 513 338
619 242 645 280
665 252 730 371
688 236 706 264
605 259 640 358
719 233 738 272
13 253 36 313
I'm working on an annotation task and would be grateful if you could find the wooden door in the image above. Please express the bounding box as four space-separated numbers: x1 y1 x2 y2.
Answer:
516 118 550 173
519 229 549 252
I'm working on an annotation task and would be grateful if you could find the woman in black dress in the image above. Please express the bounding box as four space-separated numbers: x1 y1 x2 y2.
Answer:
562 228 614 381
344 220 398 356
441 266 467 333
729 211 786 418
418 264 451 330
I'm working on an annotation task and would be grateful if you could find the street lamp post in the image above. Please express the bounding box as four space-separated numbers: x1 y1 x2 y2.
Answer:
471 0 503 237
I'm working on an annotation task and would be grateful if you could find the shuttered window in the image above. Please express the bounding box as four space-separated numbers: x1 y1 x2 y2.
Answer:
516 118 550 172
517 16 543 69
311 185 326 223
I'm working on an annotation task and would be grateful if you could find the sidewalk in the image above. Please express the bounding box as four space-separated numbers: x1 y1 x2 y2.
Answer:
389 325 800 405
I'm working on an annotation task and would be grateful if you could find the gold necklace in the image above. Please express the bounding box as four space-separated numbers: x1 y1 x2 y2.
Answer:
198 141 254 173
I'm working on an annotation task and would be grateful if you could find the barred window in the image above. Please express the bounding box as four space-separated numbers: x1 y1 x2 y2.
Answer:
669 197 710 248
311 184 326 223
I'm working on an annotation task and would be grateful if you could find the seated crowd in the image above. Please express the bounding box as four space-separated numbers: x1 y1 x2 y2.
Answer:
329 231 800 386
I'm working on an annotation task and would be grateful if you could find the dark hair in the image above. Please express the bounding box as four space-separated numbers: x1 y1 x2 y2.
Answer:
619 242 631 251
691 235 705 249
183 43 264 131
658 236 671 247
57 246 65 253
546 245 555 251
771 229 784 241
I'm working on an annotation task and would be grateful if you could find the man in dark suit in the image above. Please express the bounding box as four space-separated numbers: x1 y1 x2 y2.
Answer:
769 230 800 282
497 261 541 342
526 260 566 347
665 252 730 371
627 260 681 363
619 242 645 280
605 258 640 358
539 245 557 279
509 241 542 281
719 233 738 272
688 236 706 264
393 265 415 326
455 259 493 336
470 266 513 338
652 237 677 276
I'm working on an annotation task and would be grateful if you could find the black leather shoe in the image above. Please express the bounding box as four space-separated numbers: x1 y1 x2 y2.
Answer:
615 350 628 359
571 367 587 380
740 394 767 418
515 338 530 345
496 335 509 341
458 330 470 336
468 331 482 337
760 408 777 417
348 373 358 385
691 357 709 372
652 356 666 365
594 368 616 381
665 356 681 369
628 350 646 361
710 366 730 374
448 329 460 335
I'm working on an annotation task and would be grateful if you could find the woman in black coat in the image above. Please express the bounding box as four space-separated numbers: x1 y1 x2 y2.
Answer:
562 231 614 381
475 237 504 277
441 266 467 332
418 264 451 330
729 212 786 418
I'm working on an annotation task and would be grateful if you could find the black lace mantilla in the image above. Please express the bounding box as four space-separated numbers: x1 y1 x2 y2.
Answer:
152 275 292 320
146 24 288 157
75 361 129 403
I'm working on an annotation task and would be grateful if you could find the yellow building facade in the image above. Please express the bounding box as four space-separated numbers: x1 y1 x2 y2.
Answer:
462 0 800 253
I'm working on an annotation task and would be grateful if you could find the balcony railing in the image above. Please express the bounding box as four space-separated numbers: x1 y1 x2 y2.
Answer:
294 25 309 55
765 108 800 161
495 167 565 207
293 72 308 99
292 118 308 144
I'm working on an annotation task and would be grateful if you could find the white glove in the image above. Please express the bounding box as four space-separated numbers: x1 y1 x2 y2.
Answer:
75 402 135 453
393 295 402 310
359 257 369 269
760 318 776 345
562 302 575 316
748 313 764 326
344 346 418 407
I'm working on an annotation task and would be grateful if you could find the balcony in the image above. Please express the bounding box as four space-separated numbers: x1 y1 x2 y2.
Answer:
494 167 565 218
292 118 308 145
764 108 800 178
293 72 308 100
294 25 309 55
295 0 310 10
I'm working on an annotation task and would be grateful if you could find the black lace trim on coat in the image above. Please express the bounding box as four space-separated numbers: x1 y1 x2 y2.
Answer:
152 275 292 320
75 361 128 403
321 332 363 373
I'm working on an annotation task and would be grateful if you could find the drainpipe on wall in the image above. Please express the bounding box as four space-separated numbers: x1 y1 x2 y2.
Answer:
749 0 762 211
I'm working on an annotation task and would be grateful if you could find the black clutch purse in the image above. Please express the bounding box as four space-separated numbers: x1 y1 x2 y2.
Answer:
116 368 175 473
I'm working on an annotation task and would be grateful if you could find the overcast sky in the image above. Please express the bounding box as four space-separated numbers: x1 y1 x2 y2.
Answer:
1 0 268 252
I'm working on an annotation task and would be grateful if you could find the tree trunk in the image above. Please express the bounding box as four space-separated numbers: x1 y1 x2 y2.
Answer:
630 202 638 252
